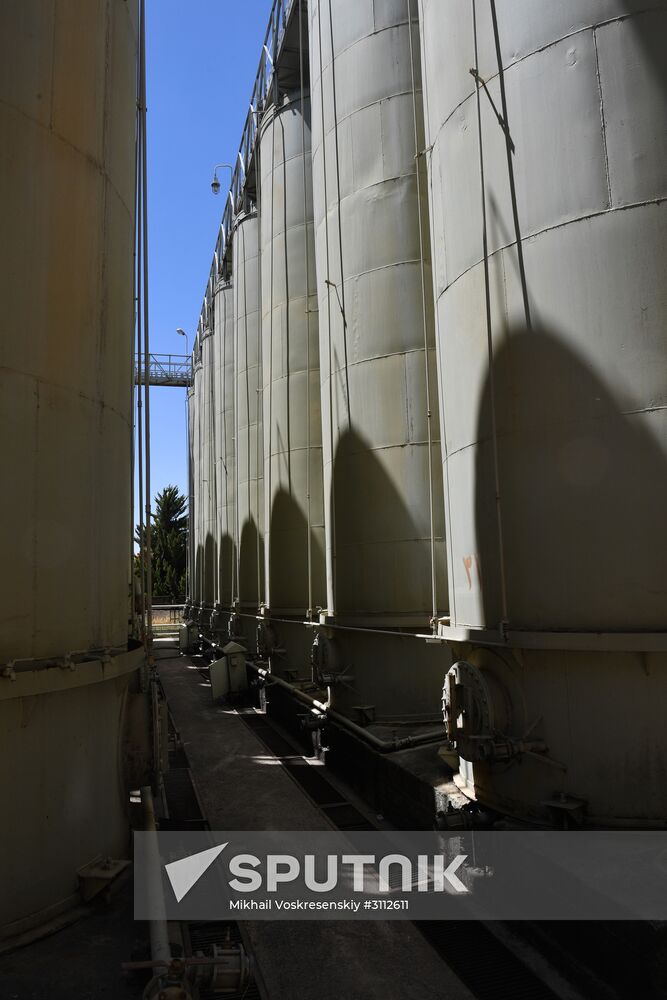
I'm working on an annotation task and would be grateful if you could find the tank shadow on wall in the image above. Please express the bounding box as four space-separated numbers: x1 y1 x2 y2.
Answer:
269 487 326 613
331 428 445 620
217 533 236 608
194 546 201 605
204 532 216 606
623 2 667 91
473 326 667 632
239 518 265 607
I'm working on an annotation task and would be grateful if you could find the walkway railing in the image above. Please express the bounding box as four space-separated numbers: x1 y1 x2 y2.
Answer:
135 354 192 387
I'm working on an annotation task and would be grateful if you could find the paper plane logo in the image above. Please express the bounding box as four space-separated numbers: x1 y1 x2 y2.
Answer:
165 843 228 902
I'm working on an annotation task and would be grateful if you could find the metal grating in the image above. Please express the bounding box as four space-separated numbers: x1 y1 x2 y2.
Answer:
238 711 375 831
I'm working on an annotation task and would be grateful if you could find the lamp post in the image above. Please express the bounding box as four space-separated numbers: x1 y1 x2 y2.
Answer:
176 326 189 360
177 327 192 607
210 163 233 196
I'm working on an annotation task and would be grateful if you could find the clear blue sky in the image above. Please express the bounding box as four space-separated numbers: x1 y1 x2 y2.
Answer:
135 0 268 522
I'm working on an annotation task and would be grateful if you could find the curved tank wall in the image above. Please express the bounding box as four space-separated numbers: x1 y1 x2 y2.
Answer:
1 0 138 660
201 324 217 611
191 342 203 609
419 0 667 633
0 0 143 933
232 212 265 611
308 0 447 627
214 279 236 610
259 92 326 615
187 381 196 605
420 0 667 822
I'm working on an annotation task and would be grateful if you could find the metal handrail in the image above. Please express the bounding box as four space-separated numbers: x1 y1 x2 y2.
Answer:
194 0 297 347
135 353 192 387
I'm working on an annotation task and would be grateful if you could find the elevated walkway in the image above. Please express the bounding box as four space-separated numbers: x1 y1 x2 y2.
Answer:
135 354 191 387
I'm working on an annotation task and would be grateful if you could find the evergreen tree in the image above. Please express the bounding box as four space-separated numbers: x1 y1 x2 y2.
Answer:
135 485 187 598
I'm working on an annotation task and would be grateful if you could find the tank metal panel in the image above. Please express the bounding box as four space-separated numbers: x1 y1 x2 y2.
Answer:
419 0 667 633
232 213 265 609
451 645 667 825
420 0 667 822
309 0 447 625
0 660 141 933
259 94 326 614
191 348 203 607
0 0 141 931
214 281 235 608
187 384 196 604
0 0 138 660
200 327 216 608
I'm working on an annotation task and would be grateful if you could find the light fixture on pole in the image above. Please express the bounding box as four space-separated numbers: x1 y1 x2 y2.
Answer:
176 327 189 359
211 162 233 195
176 327 193 605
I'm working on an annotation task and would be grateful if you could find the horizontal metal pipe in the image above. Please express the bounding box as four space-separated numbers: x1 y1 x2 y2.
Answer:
251 665 445 754
2 644 130 675
234 611 436 642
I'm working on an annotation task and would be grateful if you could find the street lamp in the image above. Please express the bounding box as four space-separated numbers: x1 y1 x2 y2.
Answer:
176 327 192 607
211 162 233 195
176 326 189 359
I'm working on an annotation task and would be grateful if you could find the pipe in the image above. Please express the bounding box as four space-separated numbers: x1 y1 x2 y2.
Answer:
234 610 439 642
407 0 438 630
139 0 154 655
298 0 314 618
251 665 445 753
140 786 171 967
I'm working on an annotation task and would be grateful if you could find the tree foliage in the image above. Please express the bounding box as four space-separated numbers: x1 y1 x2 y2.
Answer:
135 485 187 598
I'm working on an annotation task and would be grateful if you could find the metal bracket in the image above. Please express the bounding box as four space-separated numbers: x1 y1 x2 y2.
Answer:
352 705 376 726
77 856 131 902
541 794 587 828
469 67 515 153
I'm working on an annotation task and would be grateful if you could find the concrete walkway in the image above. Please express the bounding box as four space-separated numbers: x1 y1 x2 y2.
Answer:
158 652 472 1000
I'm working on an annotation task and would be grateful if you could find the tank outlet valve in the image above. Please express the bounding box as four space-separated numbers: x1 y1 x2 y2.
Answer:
299 712 327 732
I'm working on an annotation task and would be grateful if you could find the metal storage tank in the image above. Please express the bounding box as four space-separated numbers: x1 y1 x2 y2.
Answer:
186 378 196 609
232 211 265 632
214 276 236 614
200 310 217 618
420 0 667 822
191 334 203 612
0 0 144 934
259 92 326 619
308 0 448 719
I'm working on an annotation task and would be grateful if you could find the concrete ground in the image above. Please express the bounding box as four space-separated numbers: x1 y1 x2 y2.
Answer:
0 879 147 1000
0 649 472 1000
159 650 473 1000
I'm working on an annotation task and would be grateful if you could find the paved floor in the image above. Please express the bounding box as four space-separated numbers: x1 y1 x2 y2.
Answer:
159 651 473 1000
0 879 146 1000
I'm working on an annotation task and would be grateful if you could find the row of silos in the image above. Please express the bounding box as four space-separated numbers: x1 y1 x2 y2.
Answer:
189 0 446 721
0 0 147 936
190 0 667 823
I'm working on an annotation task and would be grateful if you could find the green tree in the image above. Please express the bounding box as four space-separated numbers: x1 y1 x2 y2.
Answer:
135 485 187 598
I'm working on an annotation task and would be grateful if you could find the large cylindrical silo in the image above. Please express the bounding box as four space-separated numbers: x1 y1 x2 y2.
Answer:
259 92 326 617
232 212 265 627
200 319 216 615
308 0 448 719
214 276 235 613
420 0 667 822
309 0 446 626
191 336 203 611
187 378 196 607
0 0 144 934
